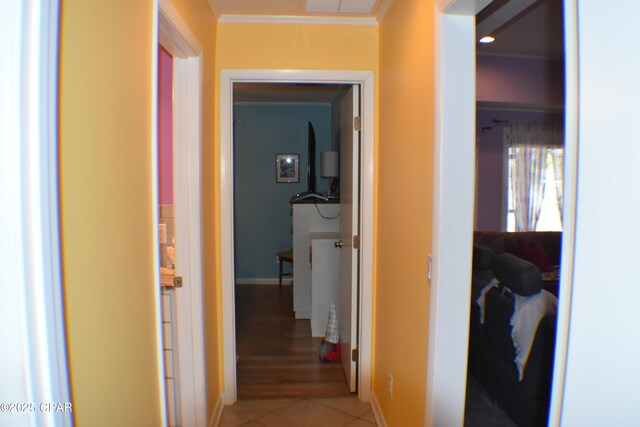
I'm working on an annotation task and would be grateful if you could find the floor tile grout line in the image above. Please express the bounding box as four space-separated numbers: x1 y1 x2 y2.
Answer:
230 397 303 421
309 398 374 419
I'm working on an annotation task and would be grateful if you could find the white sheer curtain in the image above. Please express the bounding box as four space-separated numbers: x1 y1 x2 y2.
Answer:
550 147 564 221
507 121 563 231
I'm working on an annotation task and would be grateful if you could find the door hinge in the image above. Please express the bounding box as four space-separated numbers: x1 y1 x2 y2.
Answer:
173 276 184 288
354 116 361 131
353 235 360 250
352 348 358 362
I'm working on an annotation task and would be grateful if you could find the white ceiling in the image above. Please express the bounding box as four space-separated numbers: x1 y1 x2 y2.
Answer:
209 0 385 18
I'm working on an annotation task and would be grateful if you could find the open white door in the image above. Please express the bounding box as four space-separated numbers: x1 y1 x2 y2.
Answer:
156 2 207 426
338 85 361 392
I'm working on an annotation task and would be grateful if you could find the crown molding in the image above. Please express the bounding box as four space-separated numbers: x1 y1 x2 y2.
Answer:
207 0 221 18
375 0 393 22
218 14 378 26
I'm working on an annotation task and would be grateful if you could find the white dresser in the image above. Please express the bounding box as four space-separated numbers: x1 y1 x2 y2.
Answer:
291 202 340 319
310 232 341 337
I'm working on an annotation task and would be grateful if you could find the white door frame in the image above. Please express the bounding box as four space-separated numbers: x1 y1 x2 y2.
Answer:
1 0 72 426
427 0 577 426
155 1 207 426
220 69 375 404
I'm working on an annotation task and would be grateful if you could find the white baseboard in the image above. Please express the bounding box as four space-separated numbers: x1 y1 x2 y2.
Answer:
235 278 292 285
370 391 387 427
208 393 224 427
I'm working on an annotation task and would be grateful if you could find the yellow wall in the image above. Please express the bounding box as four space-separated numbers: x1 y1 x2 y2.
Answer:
375 1 434 425
59 1 162 425
59 0 218 424
170 0 220 417
214 20 379 386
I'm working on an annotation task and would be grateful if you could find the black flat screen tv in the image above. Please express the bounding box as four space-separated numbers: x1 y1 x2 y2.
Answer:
291 121 327 202
307 121 317 194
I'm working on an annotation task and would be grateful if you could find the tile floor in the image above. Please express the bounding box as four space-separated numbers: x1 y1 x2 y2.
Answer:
217 375 515 427
218 396 377 427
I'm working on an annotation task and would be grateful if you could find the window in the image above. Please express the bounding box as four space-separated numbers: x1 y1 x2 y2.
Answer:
506 145 564 231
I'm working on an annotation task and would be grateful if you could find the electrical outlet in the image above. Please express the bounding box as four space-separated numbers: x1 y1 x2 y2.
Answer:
387 373 393 399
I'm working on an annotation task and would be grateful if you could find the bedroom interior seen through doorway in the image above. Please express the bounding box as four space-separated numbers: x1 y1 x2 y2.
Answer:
232 82 358 399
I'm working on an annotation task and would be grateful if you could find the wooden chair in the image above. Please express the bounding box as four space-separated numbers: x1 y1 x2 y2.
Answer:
276 250 293 287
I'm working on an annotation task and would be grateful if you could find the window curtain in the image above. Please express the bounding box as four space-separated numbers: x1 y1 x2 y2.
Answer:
550 146 564 222
507 121 563 231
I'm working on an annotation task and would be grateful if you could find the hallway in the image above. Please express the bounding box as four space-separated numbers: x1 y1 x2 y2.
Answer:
224 284 374 425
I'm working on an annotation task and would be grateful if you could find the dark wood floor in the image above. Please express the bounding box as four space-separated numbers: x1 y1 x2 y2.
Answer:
235 284 351 400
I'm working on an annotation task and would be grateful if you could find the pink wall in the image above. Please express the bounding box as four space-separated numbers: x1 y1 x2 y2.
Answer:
158 46 173 205
477 55 564 107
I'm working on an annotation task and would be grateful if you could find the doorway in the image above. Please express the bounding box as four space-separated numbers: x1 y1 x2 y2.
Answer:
232 82 352 399
465 1 566 426
428 0 577 426
220 70 375 405
155 3 207 426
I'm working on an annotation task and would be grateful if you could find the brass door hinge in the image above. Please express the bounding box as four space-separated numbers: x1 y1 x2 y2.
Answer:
354 116 361 131
353 235 360 250
173 276 184 288
352 348 358 362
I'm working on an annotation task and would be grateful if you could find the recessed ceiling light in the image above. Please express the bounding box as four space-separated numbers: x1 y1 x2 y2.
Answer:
479 36 495 44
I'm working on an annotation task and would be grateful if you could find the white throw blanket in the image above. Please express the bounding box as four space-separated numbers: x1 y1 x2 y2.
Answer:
511 290 558 380
476 278 499 324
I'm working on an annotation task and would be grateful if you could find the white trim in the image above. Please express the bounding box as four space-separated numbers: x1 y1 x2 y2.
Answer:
427 7 478 427
369 392 388 427
207 393 225 427
218 14 378 26
234 101 333 106
548 0 577 425
374 0 394 22
220 69 375 404
158 2 207 426
235 278 293 285
151 2 169 425
206 0 221 18
0 0 72 425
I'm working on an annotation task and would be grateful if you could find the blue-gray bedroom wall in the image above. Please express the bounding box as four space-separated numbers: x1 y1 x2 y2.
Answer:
233 103 332 280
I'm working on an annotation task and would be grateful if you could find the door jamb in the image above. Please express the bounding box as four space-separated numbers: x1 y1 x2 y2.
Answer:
428 0 576 426
220 69 375 404
156 1 207 426
1 0 72 425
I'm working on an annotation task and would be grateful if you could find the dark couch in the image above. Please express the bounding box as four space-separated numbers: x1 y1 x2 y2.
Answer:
474 231 562 269
469 233 559 427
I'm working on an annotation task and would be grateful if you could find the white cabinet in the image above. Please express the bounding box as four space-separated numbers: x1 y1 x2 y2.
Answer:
161 289 181 427
292 203 340 319
310 233 341 337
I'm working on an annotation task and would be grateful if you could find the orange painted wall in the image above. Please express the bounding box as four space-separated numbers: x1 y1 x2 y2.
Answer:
170 0 221 417
214 21 379 384
59 0 218 424
376 1 435 425
59 1 162 424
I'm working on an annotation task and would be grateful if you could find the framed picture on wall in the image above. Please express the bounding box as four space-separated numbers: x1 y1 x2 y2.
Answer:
275 153 300 183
